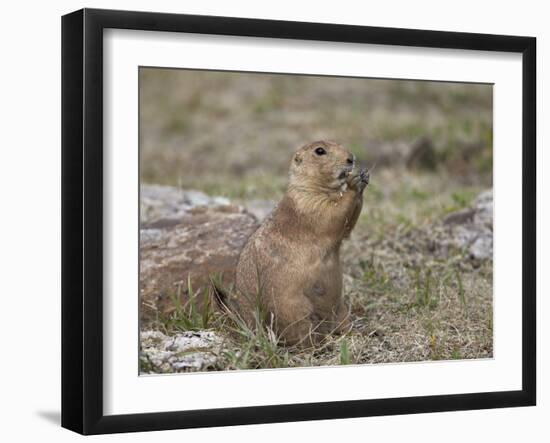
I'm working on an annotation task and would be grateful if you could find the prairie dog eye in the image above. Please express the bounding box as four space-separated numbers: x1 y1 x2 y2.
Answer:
314 147 327 156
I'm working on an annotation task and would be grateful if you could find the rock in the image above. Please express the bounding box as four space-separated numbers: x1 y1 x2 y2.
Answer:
140 330 222 373
141 184 231 225
469 235 493 261
140 186 259 323
443 189 493 260
140 228 164 244
472 189 493 227
243 199 277 222
443 208 475 225
140 206 259 323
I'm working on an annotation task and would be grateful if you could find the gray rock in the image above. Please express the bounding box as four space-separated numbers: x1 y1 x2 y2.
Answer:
140 228 164 244
443 208 475 225
469 235 493 261
140 330 222 373
472 189 493 227
141 184 231 225
244 199 277 222
444 189 493 260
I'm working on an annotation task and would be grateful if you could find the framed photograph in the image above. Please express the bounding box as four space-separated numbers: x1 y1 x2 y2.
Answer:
61 8 536 435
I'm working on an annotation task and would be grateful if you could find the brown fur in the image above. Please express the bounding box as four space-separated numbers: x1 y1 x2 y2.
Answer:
234 141 369 346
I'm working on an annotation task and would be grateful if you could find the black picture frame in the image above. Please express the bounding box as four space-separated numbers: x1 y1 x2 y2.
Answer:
61 8 536 435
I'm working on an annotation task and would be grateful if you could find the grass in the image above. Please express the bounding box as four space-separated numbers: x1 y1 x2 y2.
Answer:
164 276 215 332
139 69 493 372
141 172 493 371
339 339 351 365
143 191 493 372
414 268 438 309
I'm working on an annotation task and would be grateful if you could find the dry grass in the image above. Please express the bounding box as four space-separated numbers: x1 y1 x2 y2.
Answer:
139 68 493 371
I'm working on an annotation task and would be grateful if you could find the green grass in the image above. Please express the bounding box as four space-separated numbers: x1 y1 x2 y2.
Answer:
163 276 215 332
360 257 395 295
339 339 351 365
455 269 467 307
414 268 438 309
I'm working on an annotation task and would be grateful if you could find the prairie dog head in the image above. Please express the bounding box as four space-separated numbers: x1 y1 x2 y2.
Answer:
289 140 355 192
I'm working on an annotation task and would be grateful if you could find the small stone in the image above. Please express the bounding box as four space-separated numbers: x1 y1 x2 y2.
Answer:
436 189 493 261
469 233 493 260
444 208 475 225
140 329 222 373
140 228 164 244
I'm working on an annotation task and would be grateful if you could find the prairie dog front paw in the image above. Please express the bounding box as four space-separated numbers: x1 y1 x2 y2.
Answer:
347 167 369 192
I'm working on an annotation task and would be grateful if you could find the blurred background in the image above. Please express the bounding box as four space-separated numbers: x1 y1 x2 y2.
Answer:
140 68 492 201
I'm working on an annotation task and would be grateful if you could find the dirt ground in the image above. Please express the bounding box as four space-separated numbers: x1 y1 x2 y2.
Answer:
139 67 493 371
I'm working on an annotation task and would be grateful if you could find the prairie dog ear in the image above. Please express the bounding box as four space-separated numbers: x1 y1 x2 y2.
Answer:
294 152 303 165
